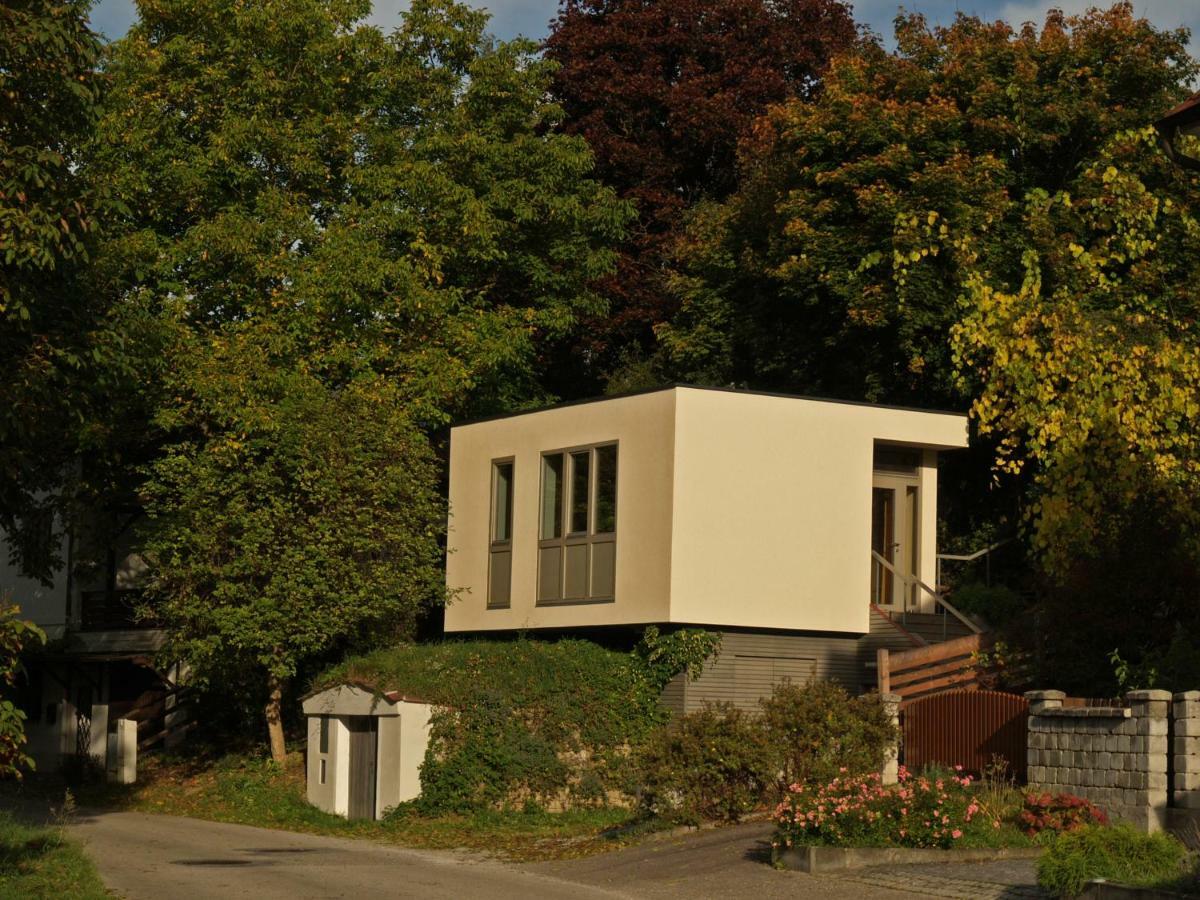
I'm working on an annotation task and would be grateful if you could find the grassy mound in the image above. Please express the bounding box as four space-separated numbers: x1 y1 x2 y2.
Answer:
313 637 672 813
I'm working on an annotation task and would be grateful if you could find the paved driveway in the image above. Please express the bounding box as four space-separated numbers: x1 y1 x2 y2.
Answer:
69 810 1042 899
70 810 622 900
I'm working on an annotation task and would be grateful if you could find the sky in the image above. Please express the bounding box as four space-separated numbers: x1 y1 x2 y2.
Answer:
88 0 1200 48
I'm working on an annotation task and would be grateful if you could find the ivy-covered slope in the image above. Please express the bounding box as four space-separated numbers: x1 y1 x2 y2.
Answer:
311 632 718 813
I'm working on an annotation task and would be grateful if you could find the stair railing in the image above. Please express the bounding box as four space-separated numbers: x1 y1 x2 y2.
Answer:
870 550 983 639
935 538 1013 592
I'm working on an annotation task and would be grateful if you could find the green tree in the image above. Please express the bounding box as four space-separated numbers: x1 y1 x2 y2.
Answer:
0 0 111 578
95 0 629 756
141 331 445 762
660 5 1195 407
94 0 628 426
0 602 45 778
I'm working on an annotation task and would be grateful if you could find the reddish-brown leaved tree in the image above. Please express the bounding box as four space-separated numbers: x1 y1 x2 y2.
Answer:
545 0 855 385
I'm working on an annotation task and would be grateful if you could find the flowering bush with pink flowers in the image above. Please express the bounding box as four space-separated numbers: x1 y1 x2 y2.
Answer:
773 765 1016 850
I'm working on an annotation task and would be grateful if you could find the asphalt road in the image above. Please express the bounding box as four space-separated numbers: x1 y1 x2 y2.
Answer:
69 810 1039 899
70 810 625 900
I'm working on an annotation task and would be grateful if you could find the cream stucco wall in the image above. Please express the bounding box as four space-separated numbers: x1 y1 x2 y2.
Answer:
667 389 966 634
442 386 967 636
443 389 676 633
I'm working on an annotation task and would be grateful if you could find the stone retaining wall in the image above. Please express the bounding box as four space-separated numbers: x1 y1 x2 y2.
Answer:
1025 690 1170 832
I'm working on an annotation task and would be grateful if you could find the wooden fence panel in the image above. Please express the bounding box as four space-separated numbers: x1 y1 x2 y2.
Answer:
901 689 1029 783
878 633 997 702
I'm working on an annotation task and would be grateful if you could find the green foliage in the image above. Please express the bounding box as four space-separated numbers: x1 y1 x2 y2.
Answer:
631 626 722 693
0 602 45 779
0 809 107 899
952 130 1200 576
94 0 630 753
774 766 1024 851
758 681 897 794
661 4 1195 407
94 0 630 427
949 128 1200 689
1036 825 1186 897
633 703 773 826
317 636 689 813
141 344 446 698
0 0 119 577
632 680 896 825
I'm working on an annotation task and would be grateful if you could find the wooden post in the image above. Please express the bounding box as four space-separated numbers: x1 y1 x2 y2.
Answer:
877 648 890 695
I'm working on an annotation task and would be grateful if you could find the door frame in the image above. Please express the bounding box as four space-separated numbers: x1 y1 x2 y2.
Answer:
871 471 921 610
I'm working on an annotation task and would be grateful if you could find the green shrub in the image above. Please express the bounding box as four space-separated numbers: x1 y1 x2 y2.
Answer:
633 703 773 825
313 631 716 814
758 681 896 795
1036 825 1186 897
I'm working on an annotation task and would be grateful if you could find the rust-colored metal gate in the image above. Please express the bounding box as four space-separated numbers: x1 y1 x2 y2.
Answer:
901 690 1029 782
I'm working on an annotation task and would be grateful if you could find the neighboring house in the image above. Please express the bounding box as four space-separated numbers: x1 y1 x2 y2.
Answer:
444 385 975 711
1 509 183 773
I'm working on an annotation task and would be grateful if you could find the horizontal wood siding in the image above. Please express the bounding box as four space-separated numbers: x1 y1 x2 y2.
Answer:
660 670 686 715
860 606 925 656
682 631 865 713
658 614 964 715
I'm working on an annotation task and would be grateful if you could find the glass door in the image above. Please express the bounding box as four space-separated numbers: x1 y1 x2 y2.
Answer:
871 473 920 608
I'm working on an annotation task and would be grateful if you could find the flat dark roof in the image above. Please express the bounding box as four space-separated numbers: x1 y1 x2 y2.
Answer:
452 383 968 428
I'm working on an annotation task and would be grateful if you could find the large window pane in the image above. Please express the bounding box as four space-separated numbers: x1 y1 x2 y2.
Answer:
541 454 563 539
492 461 513 542
569 451 590 534
594 445 617 534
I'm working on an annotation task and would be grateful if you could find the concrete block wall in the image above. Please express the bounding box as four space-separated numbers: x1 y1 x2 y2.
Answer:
1173 691 1200 809
1025 690 1170 833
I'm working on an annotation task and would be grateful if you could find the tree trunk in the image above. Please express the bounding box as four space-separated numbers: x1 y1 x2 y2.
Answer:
265 671 288 763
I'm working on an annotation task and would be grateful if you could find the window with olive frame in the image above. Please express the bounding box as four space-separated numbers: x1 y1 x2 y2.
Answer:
538 443 617 604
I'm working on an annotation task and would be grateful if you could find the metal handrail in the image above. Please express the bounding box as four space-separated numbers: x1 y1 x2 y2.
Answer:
936 538 1013 589
935 538 1013 563
871 550 983 636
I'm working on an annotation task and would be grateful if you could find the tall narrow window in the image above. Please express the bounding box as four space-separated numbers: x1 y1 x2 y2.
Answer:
319 716 330 754
594 444 617 534
569 451 590 534
488 460 514 608
541 454 563 539
538 443 618 604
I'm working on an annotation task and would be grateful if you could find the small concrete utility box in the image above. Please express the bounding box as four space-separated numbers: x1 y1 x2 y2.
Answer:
301 685 433 820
